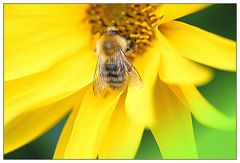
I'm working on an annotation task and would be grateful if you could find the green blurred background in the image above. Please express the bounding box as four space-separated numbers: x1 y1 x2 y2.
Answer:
4 4 236 159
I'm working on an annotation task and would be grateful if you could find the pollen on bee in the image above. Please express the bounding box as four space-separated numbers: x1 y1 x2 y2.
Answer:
86 4 162 57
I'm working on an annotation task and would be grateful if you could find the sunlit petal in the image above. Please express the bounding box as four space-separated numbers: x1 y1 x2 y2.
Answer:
156 4 210 24
157 29 213 86
54 86 88 159
4 4 91 80
125 35 161 126
150 78 198 159
63 87 122 159
4 89 85 154
160 21 236 71
98 93 144 159
54 108 79 159
168 85 236 131
4 48 96 125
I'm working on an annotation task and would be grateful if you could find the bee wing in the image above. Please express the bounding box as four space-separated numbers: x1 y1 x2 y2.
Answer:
93 55 107 96
118 49 143 89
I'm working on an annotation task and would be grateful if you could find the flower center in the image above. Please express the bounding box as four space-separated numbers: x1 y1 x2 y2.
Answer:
86 4 161 58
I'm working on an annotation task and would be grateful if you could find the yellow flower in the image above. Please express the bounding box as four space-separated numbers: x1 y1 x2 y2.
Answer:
4 4 236 159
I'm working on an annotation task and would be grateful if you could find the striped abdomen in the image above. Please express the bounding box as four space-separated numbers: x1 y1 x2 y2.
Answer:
101 60 127 90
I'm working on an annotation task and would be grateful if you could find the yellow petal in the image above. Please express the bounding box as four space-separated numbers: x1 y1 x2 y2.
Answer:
98 93 144 159
157 29 213 86
4 48 96 126
62 86 122 159
4 89 85 154
125 34 161 127
160 21 236 71
156 4 210 24
168 85 236 131
54 108 79 159
53 88 87 159
4 4 91 80
150 78 198 159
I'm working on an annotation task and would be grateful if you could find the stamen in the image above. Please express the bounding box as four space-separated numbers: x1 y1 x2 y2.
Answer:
86 4 162 57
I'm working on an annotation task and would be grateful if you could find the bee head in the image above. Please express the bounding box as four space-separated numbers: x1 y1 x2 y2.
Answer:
107 26 119 35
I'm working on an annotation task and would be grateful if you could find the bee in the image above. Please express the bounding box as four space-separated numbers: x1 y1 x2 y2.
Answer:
93 26 143 96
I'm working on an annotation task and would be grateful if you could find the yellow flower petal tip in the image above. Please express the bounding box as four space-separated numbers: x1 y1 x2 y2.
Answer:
159 21 236 72
156 29 214 86
169 85 236 132
150 79 198 159
156 4 210 24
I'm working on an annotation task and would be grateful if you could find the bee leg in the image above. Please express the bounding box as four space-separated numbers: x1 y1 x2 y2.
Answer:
125 40 135 52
